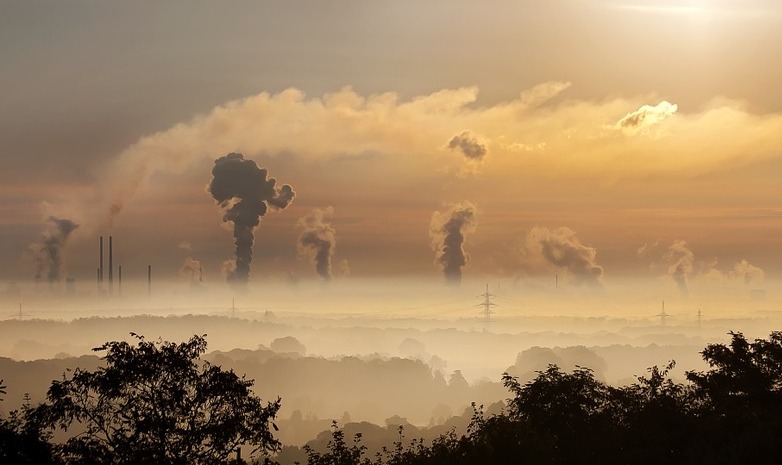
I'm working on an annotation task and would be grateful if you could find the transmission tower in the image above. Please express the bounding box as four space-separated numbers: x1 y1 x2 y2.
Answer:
230 298 238 318
9 301 29 320
475 283 496 332
657 300 668 328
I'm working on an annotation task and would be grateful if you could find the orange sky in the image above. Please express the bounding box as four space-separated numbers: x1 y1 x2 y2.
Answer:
1 0 780 293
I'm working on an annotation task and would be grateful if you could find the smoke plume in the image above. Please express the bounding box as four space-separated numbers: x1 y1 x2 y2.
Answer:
728 259 765 286
664 240 694 296
179 257 202 287
518 227 603 287
297 207 337 281
207 152 295 287
429 202 478 285
447 131 487 160
32 216 79 284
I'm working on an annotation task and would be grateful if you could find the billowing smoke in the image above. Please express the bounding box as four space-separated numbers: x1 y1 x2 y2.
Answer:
179 257 202 287
338 259 351 277
297 207 337 281
729 259 765 286
518 227 603 288
32 217 79 284
664 240 694 296
429 202 478 285
447 131 487 160
207 153 295 288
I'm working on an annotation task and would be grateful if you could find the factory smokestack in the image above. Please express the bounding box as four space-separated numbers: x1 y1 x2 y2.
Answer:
207 152 295 289
99 236 104 284
109 236 113 295
118 265 122 297
147 265 152 297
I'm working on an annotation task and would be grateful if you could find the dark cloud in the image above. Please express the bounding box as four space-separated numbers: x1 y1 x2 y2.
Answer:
447 132 487 160
207 152 295 288
429 202 478 285
297 207 336 281
32 216 79 284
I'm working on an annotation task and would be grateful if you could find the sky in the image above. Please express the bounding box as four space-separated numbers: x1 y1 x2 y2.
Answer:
1 0 781 296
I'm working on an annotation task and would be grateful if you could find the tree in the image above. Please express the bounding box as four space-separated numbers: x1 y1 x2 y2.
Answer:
1 394 59 465
685 331 782 462
36 334 281 465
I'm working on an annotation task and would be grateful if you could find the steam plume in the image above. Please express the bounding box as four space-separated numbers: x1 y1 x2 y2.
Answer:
664 240 694 296
519 227 603 287
207 152 295 288
297 207 337 281
33 217 79 284
429 202 478 284
179 257 202 287
729 259 765 285
447 131 487 160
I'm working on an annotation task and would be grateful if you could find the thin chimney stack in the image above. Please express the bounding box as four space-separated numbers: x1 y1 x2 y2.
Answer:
109 236 114 295
99 236 104 284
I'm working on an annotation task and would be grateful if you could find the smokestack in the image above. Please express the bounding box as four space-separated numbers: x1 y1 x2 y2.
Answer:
99 236 104 283
147 264 152 297
118 265 122 297
109 236 113 295
97 268 100 290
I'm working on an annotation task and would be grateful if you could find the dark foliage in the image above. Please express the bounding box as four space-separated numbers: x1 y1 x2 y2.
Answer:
26 334 280 465
300 331 782 465
1 395 59 465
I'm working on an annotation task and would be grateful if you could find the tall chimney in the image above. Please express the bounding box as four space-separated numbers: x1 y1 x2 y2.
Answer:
109 236 114 295
99 236 104 283
147 265 152 297
118 265 122 297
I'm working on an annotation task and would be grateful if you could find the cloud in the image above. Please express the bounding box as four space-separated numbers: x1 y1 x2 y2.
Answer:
516 227 603 288
447 131 487 160
617 101 678 134
66 83 782 232
429 202 478 285
178 241 192 251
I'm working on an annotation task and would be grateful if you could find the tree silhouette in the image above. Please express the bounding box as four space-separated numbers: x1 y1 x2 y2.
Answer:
35 334 281 465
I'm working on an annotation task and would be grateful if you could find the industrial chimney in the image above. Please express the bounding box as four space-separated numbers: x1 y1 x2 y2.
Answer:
99 236 104 284
109 236 113 296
